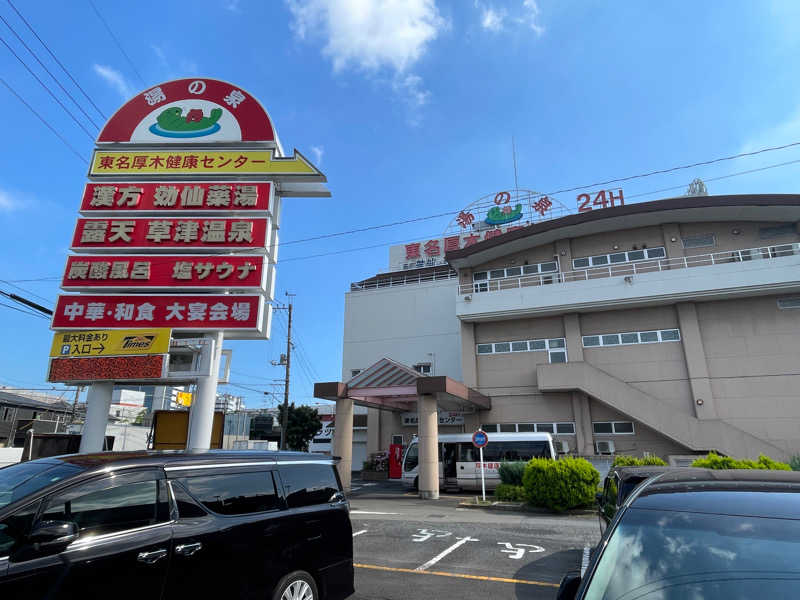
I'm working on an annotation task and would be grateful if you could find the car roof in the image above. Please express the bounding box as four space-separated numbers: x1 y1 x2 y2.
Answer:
38 450 334 473
629 468 800 519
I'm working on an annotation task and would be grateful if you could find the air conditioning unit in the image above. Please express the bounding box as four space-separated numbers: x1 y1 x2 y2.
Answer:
595 440 615 455
556 440 569 454
463 294 472 301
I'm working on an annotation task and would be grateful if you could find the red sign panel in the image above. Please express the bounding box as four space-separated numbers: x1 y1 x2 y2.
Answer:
62 255 266 291
80 182 271 214
97 78 275 143
49 355 166 382
53 294 263 331
71 217 269 252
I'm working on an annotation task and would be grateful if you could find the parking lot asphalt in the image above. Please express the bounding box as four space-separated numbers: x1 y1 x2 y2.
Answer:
347 479 600 600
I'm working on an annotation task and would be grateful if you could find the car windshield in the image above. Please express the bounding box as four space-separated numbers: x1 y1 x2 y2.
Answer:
584 506 800 599
0 460 84 509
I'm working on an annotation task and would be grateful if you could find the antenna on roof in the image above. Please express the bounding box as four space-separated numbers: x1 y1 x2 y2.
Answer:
512 135 519 197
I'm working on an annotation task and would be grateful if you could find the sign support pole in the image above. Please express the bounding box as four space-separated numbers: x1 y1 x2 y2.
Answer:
186 331 224 451
479 445 486 502
79 382 113 453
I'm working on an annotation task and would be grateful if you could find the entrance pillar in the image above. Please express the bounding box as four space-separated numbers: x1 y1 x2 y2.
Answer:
333 398 354 491
418 393 439 499
79 382 113 453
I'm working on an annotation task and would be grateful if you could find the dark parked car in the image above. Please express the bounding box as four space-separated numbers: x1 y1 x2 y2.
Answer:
596 465 681 534
0 450 354 600
559 468 800 600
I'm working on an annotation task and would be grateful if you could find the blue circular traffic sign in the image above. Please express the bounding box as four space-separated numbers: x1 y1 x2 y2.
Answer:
472 430 488 448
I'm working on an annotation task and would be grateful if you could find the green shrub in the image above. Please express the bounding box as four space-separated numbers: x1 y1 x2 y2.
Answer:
494 483 526 502
690 452 791 470
790 455 800 472
498 462 527 486
612 455 667 467
522 457 600 513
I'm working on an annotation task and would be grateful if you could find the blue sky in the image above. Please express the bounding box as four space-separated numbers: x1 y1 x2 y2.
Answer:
1 0 800 408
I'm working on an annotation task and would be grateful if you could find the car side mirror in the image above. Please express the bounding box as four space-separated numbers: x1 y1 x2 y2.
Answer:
329 491 347 504
30 520 78 550
556 571 582 600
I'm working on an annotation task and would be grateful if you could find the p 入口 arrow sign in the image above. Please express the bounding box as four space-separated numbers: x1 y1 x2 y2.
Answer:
89 149 325 182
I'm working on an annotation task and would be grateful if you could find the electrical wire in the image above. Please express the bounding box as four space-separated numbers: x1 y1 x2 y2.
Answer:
0 34 95 140
0 77 88 164
6 0 107 120
0 300 49 320
0 279 54 306
0 13 101 130
87 0 146 87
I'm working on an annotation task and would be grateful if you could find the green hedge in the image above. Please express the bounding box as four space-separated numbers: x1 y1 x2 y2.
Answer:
690 452 791 470
522 457 600 512
498 462 527 486
791 455 800 472
494 483 526 502
612 455 667 467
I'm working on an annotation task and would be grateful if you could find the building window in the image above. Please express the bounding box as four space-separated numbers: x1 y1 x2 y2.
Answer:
472 260 560 291
413 363 432 375
572 247 666 270
583 329 680 347
593 421 635 435
481 422 576 435
681 233 716 249
759 224 796 239
476 338 567 363
392 435 404 445
778 297 800 310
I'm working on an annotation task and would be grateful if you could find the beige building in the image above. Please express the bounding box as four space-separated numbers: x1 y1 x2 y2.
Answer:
317 194 800 492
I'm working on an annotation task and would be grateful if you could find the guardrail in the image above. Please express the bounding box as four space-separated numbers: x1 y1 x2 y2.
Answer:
351 268 458 291
458 243 800 295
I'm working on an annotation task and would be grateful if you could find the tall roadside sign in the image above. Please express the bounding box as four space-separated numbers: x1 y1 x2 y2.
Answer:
48 78 329 453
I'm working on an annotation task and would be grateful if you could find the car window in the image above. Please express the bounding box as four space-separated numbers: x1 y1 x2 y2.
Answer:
0 461 85 510
170 481 208 519
601 475 618 520
41 476 168 538
180 471 279 515
0 502 40 556
404 445 419 471
280 464 340 508
584 507 800 599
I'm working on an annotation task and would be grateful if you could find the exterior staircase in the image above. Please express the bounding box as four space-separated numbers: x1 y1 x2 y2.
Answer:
536 361 788 461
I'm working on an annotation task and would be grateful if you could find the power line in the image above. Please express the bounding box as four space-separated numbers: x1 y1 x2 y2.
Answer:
0 13 101 130
87 0 146 87
0 77 88 164
0 33 96 140
0 301 49 320
0 290 53 316
0 278 54 306
6 0 107 120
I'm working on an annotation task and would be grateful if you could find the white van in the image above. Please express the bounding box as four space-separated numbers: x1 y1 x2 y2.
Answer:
401 432 555 491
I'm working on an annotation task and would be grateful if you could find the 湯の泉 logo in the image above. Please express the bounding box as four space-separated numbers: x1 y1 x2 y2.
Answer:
149 106 223 138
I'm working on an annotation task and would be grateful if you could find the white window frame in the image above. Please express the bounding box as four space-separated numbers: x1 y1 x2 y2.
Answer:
412 363 432 375
476 338 567 363
472 260 560 283
593 421 635 435
572 246 666 270
482 422 576 435
582 329 680 347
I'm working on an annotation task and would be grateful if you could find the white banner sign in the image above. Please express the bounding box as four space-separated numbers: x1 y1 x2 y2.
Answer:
402 411 464 427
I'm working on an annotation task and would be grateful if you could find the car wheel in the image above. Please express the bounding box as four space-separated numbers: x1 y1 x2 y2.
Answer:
273 570 318 600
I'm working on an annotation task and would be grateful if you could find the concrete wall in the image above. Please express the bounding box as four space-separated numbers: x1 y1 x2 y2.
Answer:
343 279 462 381
588 399 689 457
697 295 800 453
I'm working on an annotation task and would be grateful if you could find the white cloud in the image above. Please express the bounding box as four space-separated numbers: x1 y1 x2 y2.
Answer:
481 6 505 32
151 46 199 78
0 189 20 212
521 0 544 36
93 64 135 100
287 0 445 119
310 145 324 165
225 0 241 11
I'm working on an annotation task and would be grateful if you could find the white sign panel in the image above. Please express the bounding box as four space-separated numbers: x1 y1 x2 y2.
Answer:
402 411 464 427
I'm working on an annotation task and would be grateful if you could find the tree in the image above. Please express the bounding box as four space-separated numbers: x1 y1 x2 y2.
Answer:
278 404 322 451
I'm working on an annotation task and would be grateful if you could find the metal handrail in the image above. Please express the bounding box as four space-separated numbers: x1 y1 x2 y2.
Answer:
351 268 458 291
458 243 800 295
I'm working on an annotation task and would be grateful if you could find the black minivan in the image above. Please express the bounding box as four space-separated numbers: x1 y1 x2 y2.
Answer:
0 450 354 600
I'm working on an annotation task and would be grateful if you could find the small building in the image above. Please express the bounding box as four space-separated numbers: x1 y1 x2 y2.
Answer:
0 389 72 447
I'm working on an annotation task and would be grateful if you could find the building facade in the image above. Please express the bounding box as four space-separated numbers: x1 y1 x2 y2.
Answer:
336 195 800 464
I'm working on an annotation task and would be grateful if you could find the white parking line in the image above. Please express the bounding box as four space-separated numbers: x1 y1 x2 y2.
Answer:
350 510 400 515
352 530 368 537
414 536 479 572
581 546 590 576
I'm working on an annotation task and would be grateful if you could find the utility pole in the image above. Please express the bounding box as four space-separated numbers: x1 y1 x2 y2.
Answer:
280 295 294 450
70 386 82 425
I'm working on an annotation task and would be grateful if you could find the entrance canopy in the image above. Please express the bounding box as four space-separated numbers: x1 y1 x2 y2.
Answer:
314 358 491 412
